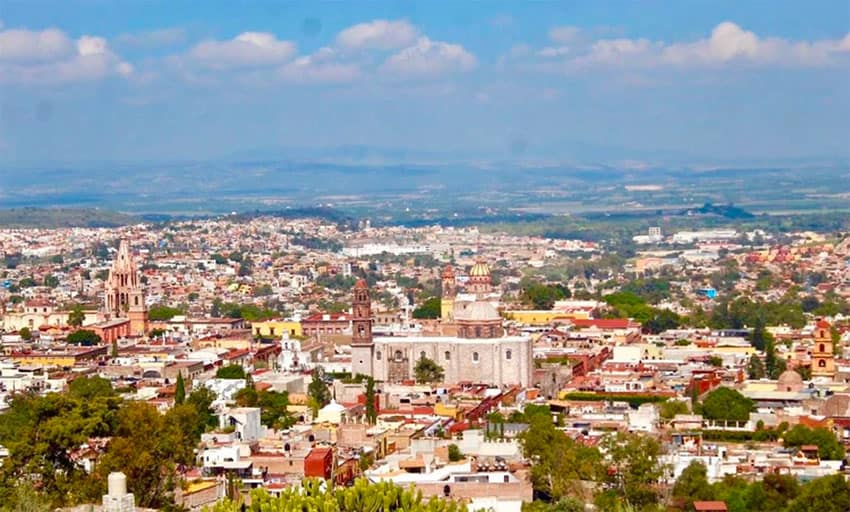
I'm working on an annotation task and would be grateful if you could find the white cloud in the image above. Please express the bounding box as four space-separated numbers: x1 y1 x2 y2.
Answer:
549 26 581 44
538 46 571 58
336 19 418 50
562 21 850 70
0 27 73 62
115 27 186 48
382 37 476 76
278 47 360 84
0 26 132 84
187 32 296 69
660 21 850 67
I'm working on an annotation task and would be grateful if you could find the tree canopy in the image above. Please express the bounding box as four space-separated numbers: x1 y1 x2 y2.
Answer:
699 387 754 422
215 364 246 380
66 329 102 346
782 425 845 460
412 297 442 319
414 356 445 384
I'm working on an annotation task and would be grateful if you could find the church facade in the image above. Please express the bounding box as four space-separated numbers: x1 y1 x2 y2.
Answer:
350 260 533 388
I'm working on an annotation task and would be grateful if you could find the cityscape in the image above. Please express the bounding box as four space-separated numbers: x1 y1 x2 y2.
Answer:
1 2 850 512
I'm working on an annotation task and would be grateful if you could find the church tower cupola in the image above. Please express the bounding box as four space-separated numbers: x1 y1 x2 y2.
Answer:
350 279 375 378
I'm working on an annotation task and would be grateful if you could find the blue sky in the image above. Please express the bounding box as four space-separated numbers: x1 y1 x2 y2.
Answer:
0 1 848 165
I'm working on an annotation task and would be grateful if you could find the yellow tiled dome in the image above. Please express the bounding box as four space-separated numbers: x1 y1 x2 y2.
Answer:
469 260 490 277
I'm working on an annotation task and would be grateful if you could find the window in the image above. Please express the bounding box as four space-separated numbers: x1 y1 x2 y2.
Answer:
819 359 826 368
376 351 382 361
420 351 426 360
473 352 479 362
394 350 403 361
445 351 451 361
506 350 512 360
819 343 826 353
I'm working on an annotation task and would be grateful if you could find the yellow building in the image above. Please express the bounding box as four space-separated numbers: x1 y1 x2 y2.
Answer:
440 264 456 321
252 320 302 338
503 310 589 326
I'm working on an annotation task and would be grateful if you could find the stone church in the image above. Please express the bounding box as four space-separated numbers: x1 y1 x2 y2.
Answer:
351 260 533 387
103 240 148 336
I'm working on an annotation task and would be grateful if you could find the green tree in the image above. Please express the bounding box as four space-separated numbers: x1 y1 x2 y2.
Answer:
412 297 442 319
521 281 570 309
96 401 195 508
0 389 122 507
174 372 186 405
414 355 445 384
708 355 723 367
659 400 689 420
68 376 116 400
215 364 246 379
520 410 601 502
307 367 331 414
765 341 787 379
68 304 85 328
786 474 850 512
743 473 800 512
596 432 665 511
18 327 32 340
701 387 753 422
747 354 766 379
261 390 294 429
447 443 464 462
147 304 184 321
672 461 713 510
1 480 54 512
186 387 219 433
66 329 102 346
43 274 59 288
783 425 845 460
364 376 378 424
521 499 584 512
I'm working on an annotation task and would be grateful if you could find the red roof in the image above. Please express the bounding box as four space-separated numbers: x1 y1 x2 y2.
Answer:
694 502 727 512
816 319 831 329
306 447 333 461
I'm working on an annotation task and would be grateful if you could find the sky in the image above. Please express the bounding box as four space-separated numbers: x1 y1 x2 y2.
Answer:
0 0 849 165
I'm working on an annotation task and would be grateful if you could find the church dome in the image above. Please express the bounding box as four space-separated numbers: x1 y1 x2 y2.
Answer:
455 300 500 322
776 369 803 391
320 399 346 414
469 260 491 278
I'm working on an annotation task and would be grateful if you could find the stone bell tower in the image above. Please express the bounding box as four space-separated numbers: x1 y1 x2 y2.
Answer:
350 279 374 378
440 264 456 321
104 240 148 336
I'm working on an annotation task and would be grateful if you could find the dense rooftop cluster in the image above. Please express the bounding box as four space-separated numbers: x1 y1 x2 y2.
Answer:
0 217 849 512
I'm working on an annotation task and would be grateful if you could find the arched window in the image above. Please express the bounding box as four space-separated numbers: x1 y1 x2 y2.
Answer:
819 359 827 367
819 343 826 353
506 350 512 360
472 352 479 362
445 351 451 361
394 350 403 361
